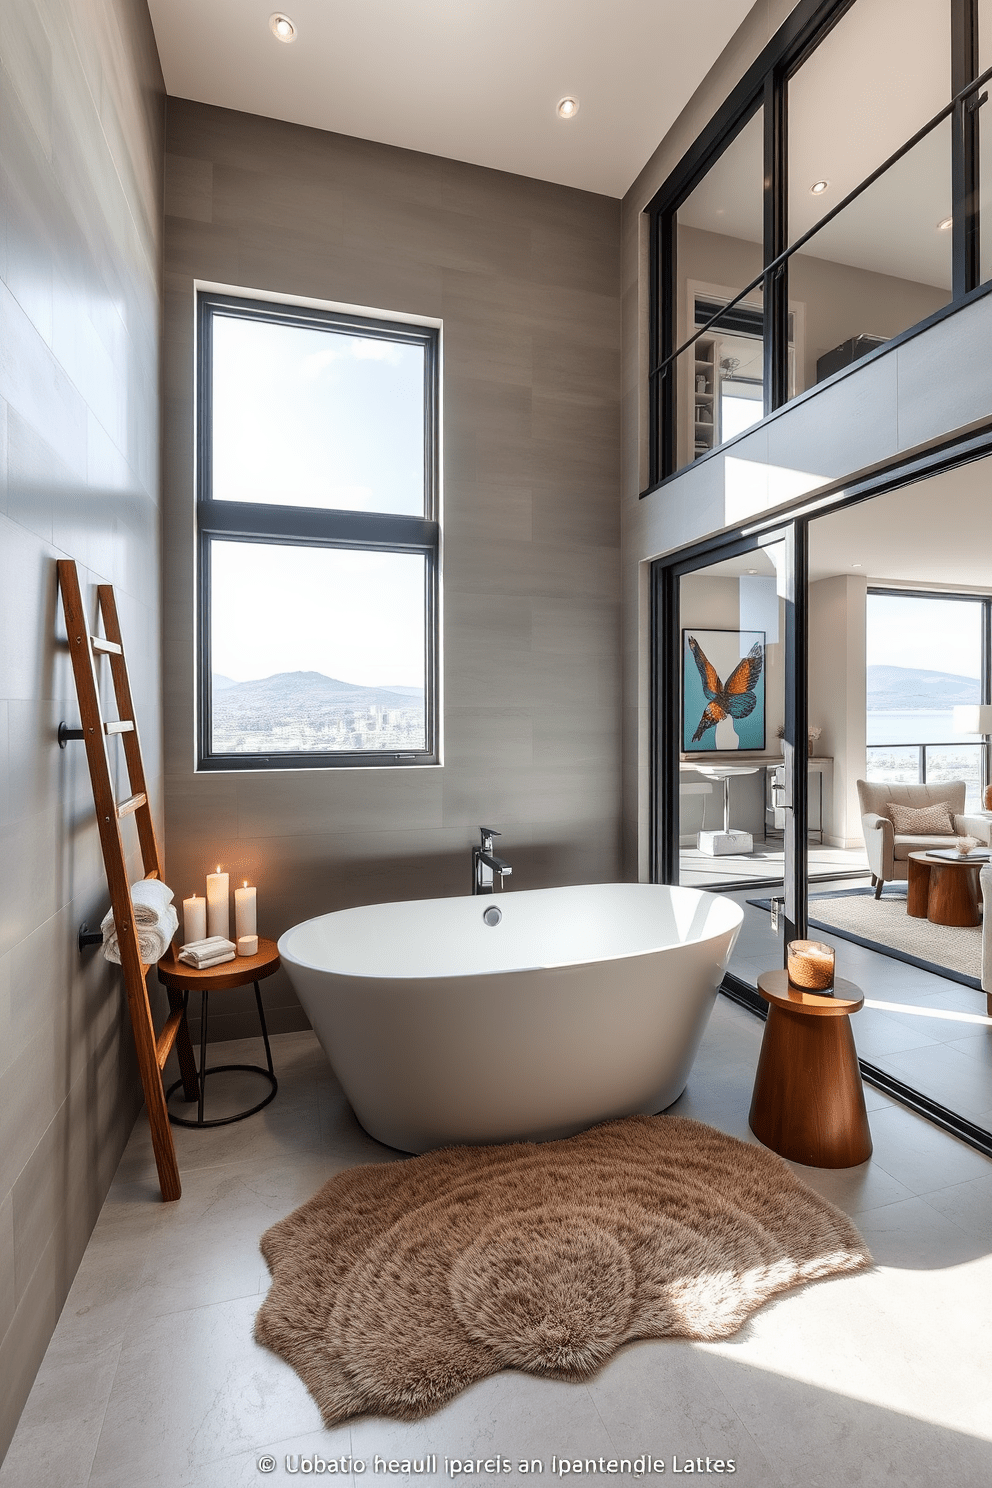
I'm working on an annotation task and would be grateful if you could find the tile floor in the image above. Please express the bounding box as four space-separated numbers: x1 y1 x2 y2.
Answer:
1 1000 991 1488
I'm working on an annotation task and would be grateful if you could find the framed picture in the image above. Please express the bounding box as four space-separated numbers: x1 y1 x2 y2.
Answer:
682 628 765 753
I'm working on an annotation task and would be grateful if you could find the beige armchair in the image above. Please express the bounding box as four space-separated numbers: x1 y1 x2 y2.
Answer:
856 780 992 898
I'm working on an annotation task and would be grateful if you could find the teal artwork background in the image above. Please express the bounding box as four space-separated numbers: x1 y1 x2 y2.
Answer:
682 628 765 752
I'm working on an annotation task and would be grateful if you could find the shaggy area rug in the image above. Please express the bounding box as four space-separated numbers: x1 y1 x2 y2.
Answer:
255 1114 871 1426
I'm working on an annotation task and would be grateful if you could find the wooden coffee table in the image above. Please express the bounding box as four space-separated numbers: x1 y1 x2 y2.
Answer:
749 970 872 1168
907 851 985 928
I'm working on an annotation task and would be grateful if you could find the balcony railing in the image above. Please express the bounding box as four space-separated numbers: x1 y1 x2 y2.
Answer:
865 741 988 813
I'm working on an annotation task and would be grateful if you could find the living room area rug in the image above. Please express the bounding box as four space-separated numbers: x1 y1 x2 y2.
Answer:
748 888 982 988
254 1115 871 1426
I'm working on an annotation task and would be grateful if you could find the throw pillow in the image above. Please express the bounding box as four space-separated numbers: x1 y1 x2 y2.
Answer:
886 801 954 835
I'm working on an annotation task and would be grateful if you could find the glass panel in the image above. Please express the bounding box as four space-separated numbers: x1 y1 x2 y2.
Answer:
676 540 788 994
807 461 992 1142
211 313 426 515
785 118 952 399
675 107 765 468
789 0 951 247
925 744 985 811
209 541 427 754
864 745 922 786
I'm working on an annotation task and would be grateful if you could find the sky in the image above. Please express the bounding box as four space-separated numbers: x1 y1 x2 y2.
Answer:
866 593 981 678
211 314 425 515
208 312 428 688
210 542 426 688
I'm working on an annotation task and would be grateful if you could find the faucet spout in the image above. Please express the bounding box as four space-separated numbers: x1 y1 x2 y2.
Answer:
472 829 512 894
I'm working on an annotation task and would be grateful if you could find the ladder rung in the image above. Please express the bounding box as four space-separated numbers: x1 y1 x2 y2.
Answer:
156 1009 184 1070
105 720 134 735
91 637 122 655
116 793 147 819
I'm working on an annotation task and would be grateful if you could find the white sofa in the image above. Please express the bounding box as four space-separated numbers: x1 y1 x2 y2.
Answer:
857 780 992 898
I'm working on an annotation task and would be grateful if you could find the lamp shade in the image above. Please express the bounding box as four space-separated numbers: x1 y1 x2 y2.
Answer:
952 704 992 734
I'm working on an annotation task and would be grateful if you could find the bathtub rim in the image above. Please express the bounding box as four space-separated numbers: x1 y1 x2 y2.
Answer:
277 880 743 982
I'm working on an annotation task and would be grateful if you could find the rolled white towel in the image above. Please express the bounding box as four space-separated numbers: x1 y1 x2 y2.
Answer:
101 878 177 939
102 904 179 966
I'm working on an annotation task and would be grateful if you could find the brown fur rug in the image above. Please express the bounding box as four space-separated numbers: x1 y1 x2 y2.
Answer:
255 1115 871 1425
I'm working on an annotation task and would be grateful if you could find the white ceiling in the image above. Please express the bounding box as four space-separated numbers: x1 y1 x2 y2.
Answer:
148 0 758 197
808 458 992 590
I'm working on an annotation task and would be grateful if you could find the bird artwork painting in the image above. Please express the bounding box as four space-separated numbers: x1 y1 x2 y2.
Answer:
684 631 765 750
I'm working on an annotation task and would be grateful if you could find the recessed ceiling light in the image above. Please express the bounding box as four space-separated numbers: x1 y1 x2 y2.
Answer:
556 96 579 120
269 12 297 42
937 215 953 231
852 562 862 568
746 568 758 574
810 179 829 195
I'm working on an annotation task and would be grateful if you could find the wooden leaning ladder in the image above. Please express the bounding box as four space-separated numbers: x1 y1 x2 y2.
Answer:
58 559 198 1201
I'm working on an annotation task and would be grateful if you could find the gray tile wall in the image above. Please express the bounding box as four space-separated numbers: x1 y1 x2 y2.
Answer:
0 0 164 1462
163 101 622 1042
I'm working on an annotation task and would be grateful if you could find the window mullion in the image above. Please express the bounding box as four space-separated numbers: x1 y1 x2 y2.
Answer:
763 67 789 415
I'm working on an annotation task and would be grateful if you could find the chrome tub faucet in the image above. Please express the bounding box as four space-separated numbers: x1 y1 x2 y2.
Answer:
472 826 512 895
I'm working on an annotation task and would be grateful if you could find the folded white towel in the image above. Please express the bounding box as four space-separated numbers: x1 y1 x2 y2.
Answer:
101 878 179 966
180 950 235 969
178 937 237 969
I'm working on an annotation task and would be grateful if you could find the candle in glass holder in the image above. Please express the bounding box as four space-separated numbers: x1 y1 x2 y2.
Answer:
787 939 835 992
206 866 230 940
235 881 257 940
182 894 207 945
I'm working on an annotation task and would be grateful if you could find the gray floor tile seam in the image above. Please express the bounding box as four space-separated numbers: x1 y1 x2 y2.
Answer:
685 1347 789 1488
915 1186 992 1243
69 1336 127 1488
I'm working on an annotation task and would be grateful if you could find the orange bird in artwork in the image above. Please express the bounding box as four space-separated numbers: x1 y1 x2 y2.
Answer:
688 635 763 743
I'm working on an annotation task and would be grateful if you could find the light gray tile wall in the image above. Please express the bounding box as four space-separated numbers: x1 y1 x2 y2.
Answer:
0 0 164 1461
163 101 622 1042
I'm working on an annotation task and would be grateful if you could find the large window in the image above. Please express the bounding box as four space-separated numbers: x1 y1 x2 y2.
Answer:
647 0 992 489
197 293 439 770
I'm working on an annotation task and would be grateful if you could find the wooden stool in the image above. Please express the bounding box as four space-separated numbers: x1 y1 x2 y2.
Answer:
157 938 281 1128
749 970 872 1168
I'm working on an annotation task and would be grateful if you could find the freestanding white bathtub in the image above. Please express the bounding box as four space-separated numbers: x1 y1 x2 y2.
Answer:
278 882 743 1153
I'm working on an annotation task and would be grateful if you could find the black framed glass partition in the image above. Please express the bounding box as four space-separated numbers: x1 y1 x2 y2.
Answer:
651 445 992 1157
646 0 992 493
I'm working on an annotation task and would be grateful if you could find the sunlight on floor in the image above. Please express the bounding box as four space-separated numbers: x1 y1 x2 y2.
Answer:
697 1255 992 1442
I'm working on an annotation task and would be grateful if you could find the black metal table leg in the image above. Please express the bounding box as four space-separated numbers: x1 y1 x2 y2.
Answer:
166 980 278 1128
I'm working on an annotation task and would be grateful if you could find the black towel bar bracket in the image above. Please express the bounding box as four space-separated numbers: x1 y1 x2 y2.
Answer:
78 923 104 952
59 722 84 747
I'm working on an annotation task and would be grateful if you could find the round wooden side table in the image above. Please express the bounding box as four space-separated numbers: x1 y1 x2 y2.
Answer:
907 850 983 927
157 937 280 1128
749 969 872 1168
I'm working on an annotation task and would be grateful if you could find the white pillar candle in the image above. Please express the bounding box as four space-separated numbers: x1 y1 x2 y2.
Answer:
235 882 257 940
182 894 207 945
206 867 230 940
237 934 258 958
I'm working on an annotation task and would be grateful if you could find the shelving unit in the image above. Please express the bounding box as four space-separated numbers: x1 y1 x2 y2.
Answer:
693 336 717 460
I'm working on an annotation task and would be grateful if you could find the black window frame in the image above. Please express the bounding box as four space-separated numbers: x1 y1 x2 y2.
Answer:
646 0 988 493
196 291 440 772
